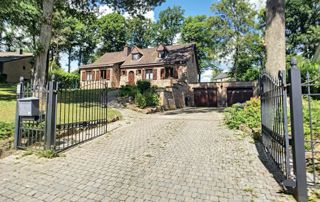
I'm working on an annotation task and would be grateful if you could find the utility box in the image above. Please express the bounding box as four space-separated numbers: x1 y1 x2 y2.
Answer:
18 97 40 117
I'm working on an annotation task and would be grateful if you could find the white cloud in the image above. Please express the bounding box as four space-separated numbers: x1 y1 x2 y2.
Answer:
98 5 155 21
248 0 266 10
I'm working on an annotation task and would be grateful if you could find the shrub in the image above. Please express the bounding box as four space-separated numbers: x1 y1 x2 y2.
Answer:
135 93 146 108
224 97 261 139
144 89 159 107
49 69 79 88
137 80 151 94
0 122 14 140
119 85 139 98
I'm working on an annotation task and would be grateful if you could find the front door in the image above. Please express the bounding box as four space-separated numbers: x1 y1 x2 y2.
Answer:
128 71 135 85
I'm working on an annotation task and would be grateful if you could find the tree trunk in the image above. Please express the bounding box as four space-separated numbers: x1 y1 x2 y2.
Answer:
265 0 285 78
68 48 71 73
33 0 54 90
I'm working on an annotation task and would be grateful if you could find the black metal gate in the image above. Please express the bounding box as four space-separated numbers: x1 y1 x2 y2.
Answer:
14 76 108 152
260 59 309 201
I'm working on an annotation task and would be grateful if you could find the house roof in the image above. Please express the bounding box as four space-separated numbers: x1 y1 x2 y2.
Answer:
81 50 128 68
0 52 33 63
80 43 197 69
213 72 230 80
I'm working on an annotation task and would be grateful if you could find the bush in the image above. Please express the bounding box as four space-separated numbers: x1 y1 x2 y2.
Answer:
144 89 159 107
224 97 261 139
119 85 139 98
137 80 151 94
135 93 146 108
49 69 79 88
0 122 14 140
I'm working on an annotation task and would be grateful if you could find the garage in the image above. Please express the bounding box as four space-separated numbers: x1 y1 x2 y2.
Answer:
194 88 217 107
227 87 253 106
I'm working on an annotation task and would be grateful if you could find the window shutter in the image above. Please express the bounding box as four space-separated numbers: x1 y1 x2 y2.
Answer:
142 69 145 80
106 70 111 80
96 70 100 80
92 70 95 81
160 69 165 79
82 71 86 81
153 69 157 80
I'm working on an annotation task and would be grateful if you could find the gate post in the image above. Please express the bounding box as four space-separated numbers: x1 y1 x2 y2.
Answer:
14 77 25 148
289 58 308 202
45 75 58 149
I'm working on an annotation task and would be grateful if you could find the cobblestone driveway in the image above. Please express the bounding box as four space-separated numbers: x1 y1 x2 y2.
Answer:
0 108 294 202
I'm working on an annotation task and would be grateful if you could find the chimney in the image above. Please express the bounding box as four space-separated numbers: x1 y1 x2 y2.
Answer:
123 45 131 56
19 49 23 55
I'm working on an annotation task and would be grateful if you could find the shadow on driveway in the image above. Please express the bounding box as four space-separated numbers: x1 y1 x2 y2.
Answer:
161 107 225 115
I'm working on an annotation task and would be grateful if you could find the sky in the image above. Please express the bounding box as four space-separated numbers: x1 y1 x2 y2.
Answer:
61 0 266 82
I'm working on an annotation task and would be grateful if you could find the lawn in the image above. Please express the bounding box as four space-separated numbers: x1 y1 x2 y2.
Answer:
0 83 121 140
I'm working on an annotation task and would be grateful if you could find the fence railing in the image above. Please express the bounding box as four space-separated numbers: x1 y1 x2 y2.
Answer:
260 71 292 179
14 76 108 152
260 59 309 201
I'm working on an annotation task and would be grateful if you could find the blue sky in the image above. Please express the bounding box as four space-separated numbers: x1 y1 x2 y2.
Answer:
154 0 215 19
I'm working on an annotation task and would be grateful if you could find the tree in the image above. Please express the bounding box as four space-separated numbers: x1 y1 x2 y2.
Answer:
265 0 285 77
181 15 217 71
98 13 127 54
127 16 153 48
32 0 165 90
286 0 320 59
154 6 185 45
210 0 264 80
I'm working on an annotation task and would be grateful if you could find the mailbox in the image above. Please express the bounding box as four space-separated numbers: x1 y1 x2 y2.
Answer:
18 97 40 117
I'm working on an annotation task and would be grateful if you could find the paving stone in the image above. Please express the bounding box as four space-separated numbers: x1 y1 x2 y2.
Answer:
0 108 294 202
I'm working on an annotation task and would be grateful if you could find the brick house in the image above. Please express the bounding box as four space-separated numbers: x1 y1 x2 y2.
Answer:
80 44 200 88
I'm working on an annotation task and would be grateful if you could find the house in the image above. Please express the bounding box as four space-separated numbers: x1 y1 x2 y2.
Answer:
0 50 33 83
80 44 200 88
211 72 233 82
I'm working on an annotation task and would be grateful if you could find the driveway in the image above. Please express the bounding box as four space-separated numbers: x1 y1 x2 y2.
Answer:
0 108 293 202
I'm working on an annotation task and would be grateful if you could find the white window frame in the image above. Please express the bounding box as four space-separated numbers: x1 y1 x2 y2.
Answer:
145 69 153 80
86 71 92 81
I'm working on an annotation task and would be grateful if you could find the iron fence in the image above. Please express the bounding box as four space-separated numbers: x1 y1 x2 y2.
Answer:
260 71 292 179
301 70 320 187
14 77 108 152
260 59 309 201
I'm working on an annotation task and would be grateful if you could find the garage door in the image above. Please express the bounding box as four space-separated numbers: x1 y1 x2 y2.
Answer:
194 88 217 107
227 87 253 106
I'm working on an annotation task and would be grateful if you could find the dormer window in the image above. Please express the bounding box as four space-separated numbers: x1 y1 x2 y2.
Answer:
158 51 166 58
132 53 141 60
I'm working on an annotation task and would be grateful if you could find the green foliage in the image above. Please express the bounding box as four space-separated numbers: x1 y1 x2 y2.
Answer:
144 89 159 107
127 16 153 48
224 97 261 138
119 85 139 98
98 13 127 54
49 69 79 88
137 80 151 94
0 121 14 140
210 0 264 80
154 6 185 45
286 0 320 59
181 15 217 71
36 150 59 158
302 98 320 150
135 93 147 108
